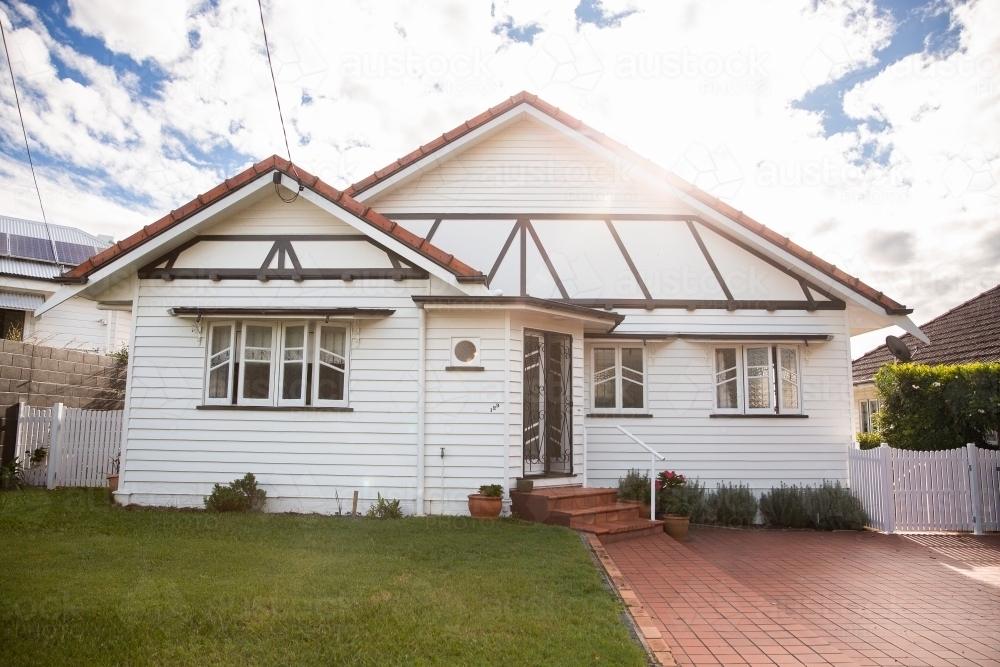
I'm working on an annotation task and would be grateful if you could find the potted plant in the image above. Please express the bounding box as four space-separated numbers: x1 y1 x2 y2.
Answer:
107 454 120 493
468 484 503 518
657 470 695 539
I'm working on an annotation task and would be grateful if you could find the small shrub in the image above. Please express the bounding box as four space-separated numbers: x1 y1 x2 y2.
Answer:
809 481 869 530
856 432 882 449
366 493 403 519
759 484 810 528
617 468 651 503
479 484 503 498
0 457 26 491
701 483 758 527
760 482 869 530
660 479 705 518
204 473 266 512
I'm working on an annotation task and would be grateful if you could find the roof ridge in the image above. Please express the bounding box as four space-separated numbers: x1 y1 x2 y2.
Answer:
64 156 482 280
344 91 908 315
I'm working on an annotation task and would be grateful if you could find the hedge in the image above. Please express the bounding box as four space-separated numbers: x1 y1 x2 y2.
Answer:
873 362 1000 451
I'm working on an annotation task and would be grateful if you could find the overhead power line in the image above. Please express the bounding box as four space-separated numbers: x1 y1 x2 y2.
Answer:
0 16 61 265
256 0 301 203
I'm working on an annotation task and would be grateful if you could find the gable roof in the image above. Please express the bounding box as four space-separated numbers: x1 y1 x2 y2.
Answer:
346 91 909 315
853 284 1000 383
62 156 482 281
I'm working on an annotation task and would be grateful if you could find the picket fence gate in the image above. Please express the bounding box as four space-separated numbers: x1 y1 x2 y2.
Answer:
8 402 123 488
848 443 1000 534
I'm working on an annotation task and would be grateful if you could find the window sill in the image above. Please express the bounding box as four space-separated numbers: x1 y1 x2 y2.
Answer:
586 413 653 418
196 405 354 412
709 413 807 419
444 366 485 372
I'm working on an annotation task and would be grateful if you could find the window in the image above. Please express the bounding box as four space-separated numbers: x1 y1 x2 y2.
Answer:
205 323 234 405
203 320 351 407
0 308 25 341
712 345 802 414
859 398 880 433
314 324 348 406
590 345 645 413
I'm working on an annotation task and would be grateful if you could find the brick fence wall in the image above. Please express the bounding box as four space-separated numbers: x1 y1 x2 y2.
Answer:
0 339 126 410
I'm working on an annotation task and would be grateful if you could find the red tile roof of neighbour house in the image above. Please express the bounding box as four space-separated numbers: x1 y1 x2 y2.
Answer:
853 284 1000 383
346 91 909 314
62 156 482 281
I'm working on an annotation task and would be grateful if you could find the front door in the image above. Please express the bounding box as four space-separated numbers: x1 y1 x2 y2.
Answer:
523 330 573 477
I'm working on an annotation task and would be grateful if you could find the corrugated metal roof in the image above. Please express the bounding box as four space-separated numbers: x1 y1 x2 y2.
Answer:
0 256 63 279
0 215 111 274
0 290 45 310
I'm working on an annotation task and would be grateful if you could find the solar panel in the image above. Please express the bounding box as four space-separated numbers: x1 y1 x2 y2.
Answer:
55 241 99 265
0 232 7 256
9 234 55 262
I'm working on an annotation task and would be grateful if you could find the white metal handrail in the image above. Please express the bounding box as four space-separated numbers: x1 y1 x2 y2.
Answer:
583 425 665 521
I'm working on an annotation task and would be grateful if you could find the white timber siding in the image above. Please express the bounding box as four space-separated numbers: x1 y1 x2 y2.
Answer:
27 296 120 353
368 119 698 215
584 309 855 494
122 279 429 513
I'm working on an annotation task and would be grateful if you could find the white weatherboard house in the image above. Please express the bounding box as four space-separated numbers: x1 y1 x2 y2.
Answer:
40 93 927 515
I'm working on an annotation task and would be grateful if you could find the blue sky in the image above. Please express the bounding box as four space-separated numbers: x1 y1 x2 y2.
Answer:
0 0 997 355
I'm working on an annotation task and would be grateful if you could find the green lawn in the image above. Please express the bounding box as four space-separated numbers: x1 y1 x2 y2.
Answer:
0 489 646 666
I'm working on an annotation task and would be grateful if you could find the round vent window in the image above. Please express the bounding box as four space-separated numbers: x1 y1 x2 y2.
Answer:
454 340 478 363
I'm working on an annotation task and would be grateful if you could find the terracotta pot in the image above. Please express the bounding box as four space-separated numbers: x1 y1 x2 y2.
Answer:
662 514 690 539
468 494 502 518
107 474 119 493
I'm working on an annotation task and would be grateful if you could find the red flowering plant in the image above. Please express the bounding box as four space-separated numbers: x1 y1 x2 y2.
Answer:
655 470 700 518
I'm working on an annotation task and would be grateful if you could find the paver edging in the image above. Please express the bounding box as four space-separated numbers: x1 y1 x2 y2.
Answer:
583 532 678 667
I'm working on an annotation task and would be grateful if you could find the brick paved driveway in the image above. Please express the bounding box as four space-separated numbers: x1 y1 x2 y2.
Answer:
605 528 1000 666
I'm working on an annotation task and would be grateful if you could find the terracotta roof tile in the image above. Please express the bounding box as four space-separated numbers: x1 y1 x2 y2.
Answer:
853 284 1000 383
341 90 910 314
63 157 483 281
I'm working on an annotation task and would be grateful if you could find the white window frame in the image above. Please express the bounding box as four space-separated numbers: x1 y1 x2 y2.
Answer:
743 345 774 415
859 397 880 433
712 346 743 415
238 321 278 407
712 344 803 415
277 322 308 407
589 345 647 414
312 321 350 408
203 321 235 405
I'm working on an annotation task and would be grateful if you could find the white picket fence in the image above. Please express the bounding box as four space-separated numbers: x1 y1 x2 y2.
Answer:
848 443 1000 534
11 402 123 488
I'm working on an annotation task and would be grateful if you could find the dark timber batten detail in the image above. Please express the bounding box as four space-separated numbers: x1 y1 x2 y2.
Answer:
384 213 849 312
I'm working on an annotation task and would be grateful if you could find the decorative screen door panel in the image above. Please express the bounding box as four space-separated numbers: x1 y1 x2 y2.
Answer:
523 330 573 477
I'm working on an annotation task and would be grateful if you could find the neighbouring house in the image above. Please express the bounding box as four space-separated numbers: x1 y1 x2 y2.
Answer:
1 215 130 353
38 92 927 515
852 284 1000 436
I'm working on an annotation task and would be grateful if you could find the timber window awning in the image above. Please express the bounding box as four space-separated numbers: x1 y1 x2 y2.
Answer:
390 214 847 312
168 307 395 319
412 295 624 332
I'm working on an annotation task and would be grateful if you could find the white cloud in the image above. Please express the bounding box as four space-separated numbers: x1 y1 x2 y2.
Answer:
0 0 997 357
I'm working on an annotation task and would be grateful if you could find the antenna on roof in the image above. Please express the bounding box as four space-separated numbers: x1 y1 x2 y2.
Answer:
886 335 911 362
256 0 302 204
1 16 61 266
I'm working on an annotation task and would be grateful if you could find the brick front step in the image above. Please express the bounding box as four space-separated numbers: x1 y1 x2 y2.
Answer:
510 485 662 542
577 518 665 544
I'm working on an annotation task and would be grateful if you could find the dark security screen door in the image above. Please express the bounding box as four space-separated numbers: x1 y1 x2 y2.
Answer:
523 330 573 477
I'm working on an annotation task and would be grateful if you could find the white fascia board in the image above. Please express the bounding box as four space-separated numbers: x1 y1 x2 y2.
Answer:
285 174 489 296
353 110 529 203
35 175 276 315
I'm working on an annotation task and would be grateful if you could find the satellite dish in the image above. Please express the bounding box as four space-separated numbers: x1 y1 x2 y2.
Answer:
886 335 911 362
